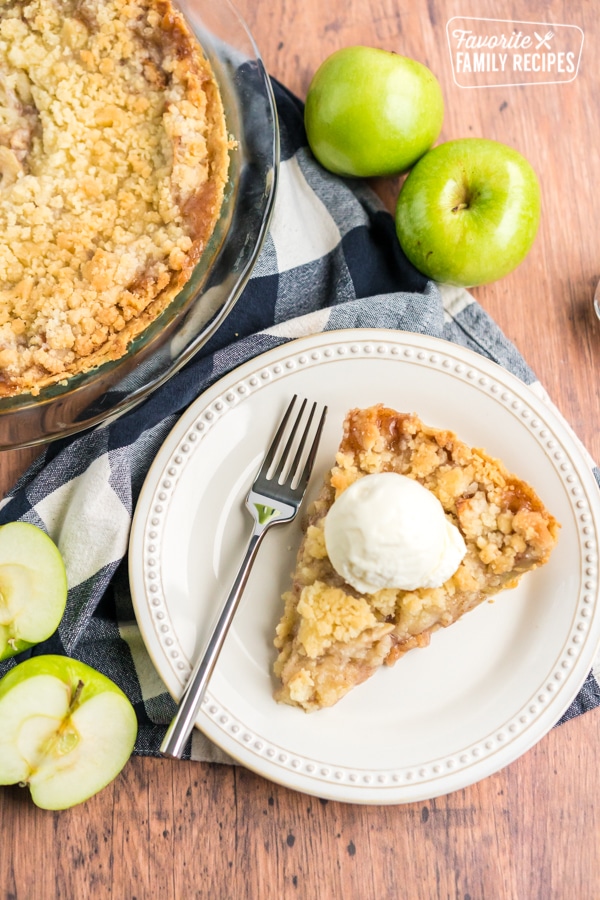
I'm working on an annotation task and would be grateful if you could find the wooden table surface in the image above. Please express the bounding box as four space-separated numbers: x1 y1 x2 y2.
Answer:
1 0 599 897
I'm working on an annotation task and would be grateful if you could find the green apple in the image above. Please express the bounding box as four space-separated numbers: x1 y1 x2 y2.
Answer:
304 46 444 177
395 138 541 287
0 655 137 809
0 522 68 660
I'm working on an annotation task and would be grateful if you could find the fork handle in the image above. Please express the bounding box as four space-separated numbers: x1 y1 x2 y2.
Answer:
160 527 265 759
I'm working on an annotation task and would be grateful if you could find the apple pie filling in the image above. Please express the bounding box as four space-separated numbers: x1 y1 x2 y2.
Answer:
0 0 230 396
274 405 560 711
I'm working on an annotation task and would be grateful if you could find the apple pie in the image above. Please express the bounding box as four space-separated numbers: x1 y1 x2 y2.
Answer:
0 0 230 397
274 404 560 711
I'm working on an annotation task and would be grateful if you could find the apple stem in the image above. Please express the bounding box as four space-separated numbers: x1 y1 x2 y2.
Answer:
70 679 84 712
452 202 469 212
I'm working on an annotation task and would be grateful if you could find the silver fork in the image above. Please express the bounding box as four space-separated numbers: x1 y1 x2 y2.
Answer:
160 395 328 759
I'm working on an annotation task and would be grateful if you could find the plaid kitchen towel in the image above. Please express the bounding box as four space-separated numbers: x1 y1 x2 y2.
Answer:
1 78 599 762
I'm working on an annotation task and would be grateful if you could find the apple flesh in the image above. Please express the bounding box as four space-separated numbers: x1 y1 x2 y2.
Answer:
0 522 68 661
0 655 138 809
304 46 444 177
395 138 541 287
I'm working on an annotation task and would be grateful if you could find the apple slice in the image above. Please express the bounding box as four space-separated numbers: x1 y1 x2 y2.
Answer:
0 655 138 809
0 522 68 661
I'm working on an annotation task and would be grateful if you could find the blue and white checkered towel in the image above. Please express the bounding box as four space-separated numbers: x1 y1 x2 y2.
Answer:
1 80 599 761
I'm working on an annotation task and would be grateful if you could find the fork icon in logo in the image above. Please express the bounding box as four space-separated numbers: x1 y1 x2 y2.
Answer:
534 30 554 49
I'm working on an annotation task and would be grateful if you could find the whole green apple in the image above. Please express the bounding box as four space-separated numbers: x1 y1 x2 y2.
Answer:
0 654 137 810
395 138 541 287
304 46 444 177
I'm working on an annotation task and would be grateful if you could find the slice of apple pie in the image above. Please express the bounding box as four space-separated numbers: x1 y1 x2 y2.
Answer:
273 404 560 711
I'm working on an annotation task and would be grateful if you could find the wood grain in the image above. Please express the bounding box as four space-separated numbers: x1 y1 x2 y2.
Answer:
1 0 599 897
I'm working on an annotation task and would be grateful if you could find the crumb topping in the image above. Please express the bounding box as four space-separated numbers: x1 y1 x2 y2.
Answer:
296 581 380 659
0 0 229 396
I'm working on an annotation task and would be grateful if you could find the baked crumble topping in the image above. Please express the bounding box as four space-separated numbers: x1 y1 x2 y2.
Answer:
0 0 230 396
274 405 560 711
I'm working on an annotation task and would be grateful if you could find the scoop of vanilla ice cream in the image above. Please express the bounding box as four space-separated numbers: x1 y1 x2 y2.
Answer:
323 472 466 594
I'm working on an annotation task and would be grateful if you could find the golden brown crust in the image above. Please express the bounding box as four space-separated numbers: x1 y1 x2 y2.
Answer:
0 0 230 396
274 405 560 712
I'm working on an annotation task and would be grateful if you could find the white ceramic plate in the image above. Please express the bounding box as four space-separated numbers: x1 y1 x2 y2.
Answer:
129 329 600 803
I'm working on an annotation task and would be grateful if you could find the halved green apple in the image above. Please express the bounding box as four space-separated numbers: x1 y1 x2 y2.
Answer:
0 522 68 660
0 655 138 809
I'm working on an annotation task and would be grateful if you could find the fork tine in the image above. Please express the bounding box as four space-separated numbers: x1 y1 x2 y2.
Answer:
259 394 298 476
271 397 307 482
286 400 317 485
295 403 328 493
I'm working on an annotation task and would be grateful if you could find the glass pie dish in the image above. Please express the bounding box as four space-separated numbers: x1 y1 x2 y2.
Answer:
0 0 278 450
